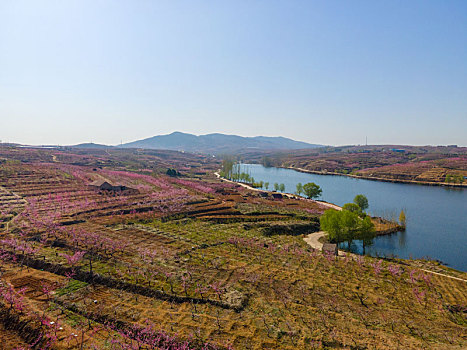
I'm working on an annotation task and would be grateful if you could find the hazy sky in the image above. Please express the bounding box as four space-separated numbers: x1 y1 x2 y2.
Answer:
1 1 466 146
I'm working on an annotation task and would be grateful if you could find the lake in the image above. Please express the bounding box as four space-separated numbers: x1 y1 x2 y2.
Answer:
239 164 467 271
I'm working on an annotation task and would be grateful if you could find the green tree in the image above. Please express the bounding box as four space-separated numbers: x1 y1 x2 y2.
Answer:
320 209 345 243
446 174 464 184
340 210 360 249
295 182 303 196
353 194 369 212
241 173 251 183
221 156 238 179
356 216 376 254
303 182 322 199
264 182 269 190
320 208 375 251
274 183 279 191
342 203 362 214
279 183 285 192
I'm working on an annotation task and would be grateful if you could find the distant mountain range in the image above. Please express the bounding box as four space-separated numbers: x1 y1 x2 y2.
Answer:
117 132 321 154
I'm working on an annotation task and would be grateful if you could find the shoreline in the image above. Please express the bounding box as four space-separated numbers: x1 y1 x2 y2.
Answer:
284 166 467 188
215 172 466 277
214 171 340 210
215 171 402 235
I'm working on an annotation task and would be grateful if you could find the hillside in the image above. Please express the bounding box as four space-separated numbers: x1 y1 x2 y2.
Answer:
121 132 321 154
0 146 465 349
251 145 467 186
70 143 113 149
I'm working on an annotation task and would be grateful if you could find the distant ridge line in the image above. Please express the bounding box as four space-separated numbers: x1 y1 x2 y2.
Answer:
118 131 321 154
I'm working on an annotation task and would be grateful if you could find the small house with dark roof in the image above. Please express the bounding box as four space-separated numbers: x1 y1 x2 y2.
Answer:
89 180 115 191
272 193 283 199
322 242 338 256
89 179 138 194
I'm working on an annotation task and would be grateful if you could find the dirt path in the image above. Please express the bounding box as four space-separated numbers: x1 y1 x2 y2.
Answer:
215 171 298 198
303 231 349 257
420 269 467 283
316 201 341 210
303 231 326 250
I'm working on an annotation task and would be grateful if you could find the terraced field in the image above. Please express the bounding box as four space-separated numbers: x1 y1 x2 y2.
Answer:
275 145 467 186
0 147 465 349
0 185 27 229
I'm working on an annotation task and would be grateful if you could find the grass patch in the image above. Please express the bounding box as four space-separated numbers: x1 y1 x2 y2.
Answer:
56 279 88 296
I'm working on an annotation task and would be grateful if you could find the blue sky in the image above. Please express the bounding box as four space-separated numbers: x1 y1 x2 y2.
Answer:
1 0 466 146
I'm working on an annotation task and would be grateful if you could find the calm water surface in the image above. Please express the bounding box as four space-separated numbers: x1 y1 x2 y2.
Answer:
240 164 467 271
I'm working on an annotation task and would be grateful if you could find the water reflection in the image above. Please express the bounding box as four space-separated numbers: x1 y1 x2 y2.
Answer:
343 230 407 256
398 230 407 248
